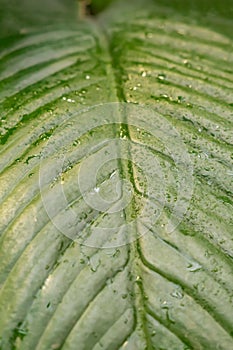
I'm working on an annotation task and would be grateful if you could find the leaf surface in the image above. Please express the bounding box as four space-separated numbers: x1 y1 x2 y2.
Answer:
0 1 232 349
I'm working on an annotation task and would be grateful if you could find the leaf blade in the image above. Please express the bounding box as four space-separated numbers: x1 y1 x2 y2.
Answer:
0 2 233 350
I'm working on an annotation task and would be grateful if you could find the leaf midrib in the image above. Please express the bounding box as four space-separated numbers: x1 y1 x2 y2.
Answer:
90 19 151 346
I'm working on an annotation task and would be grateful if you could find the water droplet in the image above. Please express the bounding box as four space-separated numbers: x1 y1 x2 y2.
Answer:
161 301 170 309
135 275 141 283
89 256 100 272
25 154 40 164
94 187 100 193
177 96 185 103
171 289 184 299
113 248 120 257
183 59 192 68
73 140 80 146
110 170 117 179
187 261 202 272
161 301 175 324
157 73 166 81
60 174 65 185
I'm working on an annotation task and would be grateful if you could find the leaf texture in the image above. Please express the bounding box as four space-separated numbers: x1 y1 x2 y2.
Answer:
0 1 232 349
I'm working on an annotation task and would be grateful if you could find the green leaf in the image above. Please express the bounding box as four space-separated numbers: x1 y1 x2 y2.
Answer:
0 0 78 38
0 1 233 349
89 0 114 14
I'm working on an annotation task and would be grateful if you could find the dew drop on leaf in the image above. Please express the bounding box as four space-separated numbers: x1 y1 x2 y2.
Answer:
187 261 202 272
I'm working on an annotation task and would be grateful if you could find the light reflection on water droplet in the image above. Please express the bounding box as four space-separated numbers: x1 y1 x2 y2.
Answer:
157 73 166 81
122 341 128 348
89 256 100 272
171 289 184 299
187 261 202 272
